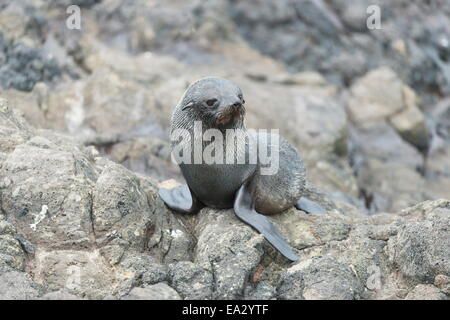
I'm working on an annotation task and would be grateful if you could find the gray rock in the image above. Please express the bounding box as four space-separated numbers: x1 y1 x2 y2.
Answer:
32 249 116 300
425 145 450 200
0 234 25 270
119 252 168 285
168 261 213 300
1 141 97 250
121 283 181 300
41 289 83 300
405 284 447 300
0 268 41 300
434 274 450 294
278 255 363 300
194 208 265 299
387 208 450 284
0 34 61 92
245 281 276 300
347 68 407 127
0 1 449 300
0 103 193 299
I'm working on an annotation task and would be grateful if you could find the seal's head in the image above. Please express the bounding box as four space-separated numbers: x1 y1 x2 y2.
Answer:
178 77 245 128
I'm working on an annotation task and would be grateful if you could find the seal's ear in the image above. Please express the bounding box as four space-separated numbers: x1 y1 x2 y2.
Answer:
182 101 194 111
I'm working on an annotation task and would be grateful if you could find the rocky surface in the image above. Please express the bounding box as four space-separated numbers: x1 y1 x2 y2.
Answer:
0 1 449 300
0 104 448 300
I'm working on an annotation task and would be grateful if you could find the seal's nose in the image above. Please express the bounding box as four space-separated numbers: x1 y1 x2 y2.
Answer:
231 101 242 109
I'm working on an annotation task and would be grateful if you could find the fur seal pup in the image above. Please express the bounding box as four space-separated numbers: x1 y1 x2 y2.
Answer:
159 77 325 261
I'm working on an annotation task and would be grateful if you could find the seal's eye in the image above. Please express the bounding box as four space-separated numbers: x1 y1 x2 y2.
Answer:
206 99 218 107
238 94 244 104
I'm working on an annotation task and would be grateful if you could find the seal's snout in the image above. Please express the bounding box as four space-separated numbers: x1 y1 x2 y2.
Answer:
215 100 245 125
229 100 245 117
231 101 243 109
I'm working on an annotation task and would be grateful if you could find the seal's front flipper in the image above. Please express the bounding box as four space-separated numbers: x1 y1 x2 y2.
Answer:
296 197 327 214
159 183 204 214
234 183 298 262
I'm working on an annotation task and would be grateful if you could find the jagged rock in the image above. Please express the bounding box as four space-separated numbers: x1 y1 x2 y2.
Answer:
0 102 193 299
0 104 448 300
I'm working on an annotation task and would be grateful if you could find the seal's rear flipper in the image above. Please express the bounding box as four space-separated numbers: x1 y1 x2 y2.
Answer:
159 182 204 214
296 197 327 214
234 183 298 262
